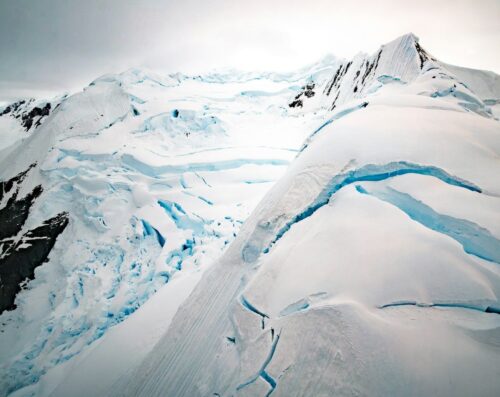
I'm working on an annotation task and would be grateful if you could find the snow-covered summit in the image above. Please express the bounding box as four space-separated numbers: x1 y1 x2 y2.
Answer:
289 32 500 119
109 35 500 397
0 44 324 397
0 33 499 397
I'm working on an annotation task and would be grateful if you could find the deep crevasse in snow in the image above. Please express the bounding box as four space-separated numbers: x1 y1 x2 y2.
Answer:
109 34 500 397
0 58 326 397
0 33 499 397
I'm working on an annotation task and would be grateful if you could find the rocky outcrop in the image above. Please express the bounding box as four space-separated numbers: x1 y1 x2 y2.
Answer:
0 165 69 314
0 100 52 131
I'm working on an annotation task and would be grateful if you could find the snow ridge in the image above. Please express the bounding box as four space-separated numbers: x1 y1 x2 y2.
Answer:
0 33 499 397
108 35 500 397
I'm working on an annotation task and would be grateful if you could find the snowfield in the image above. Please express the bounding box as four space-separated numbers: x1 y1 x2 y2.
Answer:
0 33 499 397
0 61 327 397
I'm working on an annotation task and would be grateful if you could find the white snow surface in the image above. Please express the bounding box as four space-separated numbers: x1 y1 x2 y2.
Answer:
0 33 499 397
109 34 500 397
0 61 322 397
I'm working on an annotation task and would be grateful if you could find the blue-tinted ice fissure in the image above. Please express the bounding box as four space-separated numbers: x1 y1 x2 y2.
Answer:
237 331 281 395
261 370 278 397
379 300 499 313
194 171 211 187
197 195 213 206
265 161 481 253
141 219 165 247
279 298 310 317
356 185 500 263
430 86 492 117
165 238 196 270
122 154 289 177
240 295 269 319
157 199 206 234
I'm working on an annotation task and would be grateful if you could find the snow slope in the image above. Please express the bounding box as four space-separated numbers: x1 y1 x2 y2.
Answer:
0 65 324 396
1 33 499 397
109 34 500 397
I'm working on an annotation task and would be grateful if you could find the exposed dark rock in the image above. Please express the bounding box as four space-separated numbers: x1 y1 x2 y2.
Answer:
325 66 342 96
1 100 52 131
304 83 315 98
1 106 11 116
330 91 340 111
373 50 382 70
0 163 36 204
288 99 303 108
21 103 51 131
414 41 435 69
0 163 69 314
0 185 43 240
361 62 373 84
289 83 314 107
0 100 25 116
0 212 69 314
360 50 382 86
344 61 352 75
415 42 426 68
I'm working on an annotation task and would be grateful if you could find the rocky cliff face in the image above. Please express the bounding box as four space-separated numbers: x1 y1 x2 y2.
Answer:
0 164 68 314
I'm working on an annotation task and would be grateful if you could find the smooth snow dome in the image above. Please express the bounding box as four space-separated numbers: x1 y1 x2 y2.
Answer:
0 29 499 397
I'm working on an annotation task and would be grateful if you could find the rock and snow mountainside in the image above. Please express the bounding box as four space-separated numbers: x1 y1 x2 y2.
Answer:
0 62 328 396
0 33 499 397
109 34 499 397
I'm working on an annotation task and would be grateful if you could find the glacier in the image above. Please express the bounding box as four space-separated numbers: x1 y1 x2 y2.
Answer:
0 33 499 397
0 60 324 397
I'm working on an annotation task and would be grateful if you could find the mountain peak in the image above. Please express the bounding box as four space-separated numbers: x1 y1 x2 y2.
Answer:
388 32 420 45
291 33 435 112
380 32 435 71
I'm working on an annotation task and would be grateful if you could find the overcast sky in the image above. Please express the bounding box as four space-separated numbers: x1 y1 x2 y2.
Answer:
0 0 499 102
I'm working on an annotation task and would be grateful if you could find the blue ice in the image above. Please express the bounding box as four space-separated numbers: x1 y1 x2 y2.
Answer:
141 219 165 247
357 185 500 263
266 161 481 252
157 200 206 234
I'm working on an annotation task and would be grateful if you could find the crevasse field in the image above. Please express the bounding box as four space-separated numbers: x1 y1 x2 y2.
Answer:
0 33 499 397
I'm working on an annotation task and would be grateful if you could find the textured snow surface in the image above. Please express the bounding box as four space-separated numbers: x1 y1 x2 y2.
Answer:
0 62 321 397
1 33 500 397
109 34 500 397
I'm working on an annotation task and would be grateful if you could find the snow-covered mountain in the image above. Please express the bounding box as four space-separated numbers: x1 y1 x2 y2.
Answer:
0 33 499 397
0 60 326 397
